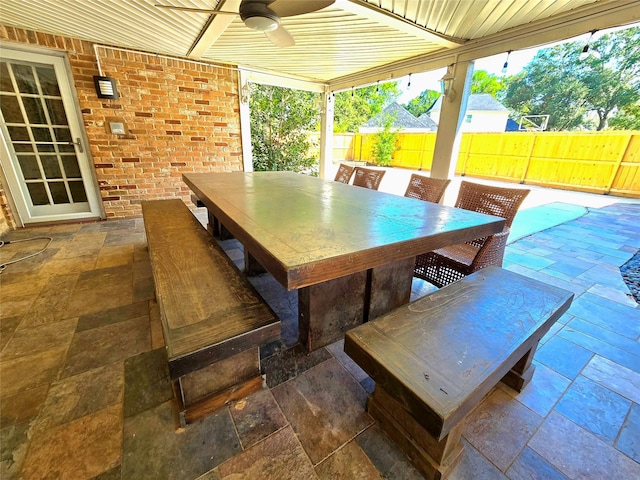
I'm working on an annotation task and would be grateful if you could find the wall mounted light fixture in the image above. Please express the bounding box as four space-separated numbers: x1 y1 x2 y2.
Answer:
240 82 250 104
440 65 456 102
93 76 119 99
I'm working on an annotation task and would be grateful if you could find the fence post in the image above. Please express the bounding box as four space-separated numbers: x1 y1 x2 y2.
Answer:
604 133 633 195
519 133 538 184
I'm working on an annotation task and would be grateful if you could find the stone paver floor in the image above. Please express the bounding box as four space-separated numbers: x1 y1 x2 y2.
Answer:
0 200 639 479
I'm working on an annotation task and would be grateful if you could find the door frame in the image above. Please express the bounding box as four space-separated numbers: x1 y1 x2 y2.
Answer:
0 42 104 227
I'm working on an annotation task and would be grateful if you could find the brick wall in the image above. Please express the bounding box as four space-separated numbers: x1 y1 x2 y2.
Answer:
0 26 244 226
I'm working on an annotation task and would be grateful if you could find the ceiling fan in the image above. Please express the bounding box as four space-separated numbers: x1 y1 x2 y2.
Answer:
155 0 335 47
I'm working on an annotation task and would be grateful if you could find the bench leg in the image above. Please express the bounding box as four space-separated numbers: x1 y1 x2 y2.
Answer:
368 386 464 480
298 270 368 351
175 347 263 426
501 343 538 392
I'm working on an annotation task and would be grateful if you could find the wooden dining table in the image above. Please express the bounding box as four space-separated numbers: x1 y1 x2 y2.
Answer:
183 171 505 351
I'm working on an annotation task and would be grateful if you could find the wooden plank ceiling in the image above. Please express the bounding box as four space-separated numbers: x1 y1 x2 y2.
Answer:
0 0 632 86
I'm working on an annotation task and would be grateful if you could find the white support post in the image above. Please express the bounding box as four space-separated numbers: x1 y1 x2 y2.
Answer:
238 69 253 172
430 61 475 180
319 90 334 179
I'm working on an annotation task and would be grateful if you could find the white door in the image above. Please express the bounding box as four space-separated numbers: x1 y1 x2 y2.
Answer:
0 47 103 225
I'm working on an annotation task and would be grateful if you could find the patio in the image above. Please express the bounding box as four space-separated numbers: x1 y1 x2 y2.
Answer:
0 176 639 479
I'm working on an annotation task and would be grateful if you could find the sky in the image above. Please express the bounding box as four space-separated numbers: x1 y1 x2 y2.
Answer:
395 25 637 104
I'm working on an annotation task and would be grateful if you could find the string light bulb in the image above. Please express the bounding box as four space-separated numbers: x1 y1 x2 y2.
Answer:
501 51 512 75
407 73 412 89
579 30 597 61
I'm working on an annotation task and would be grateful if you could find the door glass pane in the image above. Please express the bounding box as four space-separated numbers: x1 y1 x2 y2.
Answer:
0 95 23 123
22 96 47 124
12 143 33 153
49 182 69 204
45 98 67 125
27 183 49 205
18 155 41 180
58 144 74 153
37 143 55 152
7 126 29 141
69 181 88 202
31 127 52 142
48 182 70 204
0 63 13 91
41 155 62 179
36 67 60 96
53 127 71 142
13 65 38 94
62 156 81 178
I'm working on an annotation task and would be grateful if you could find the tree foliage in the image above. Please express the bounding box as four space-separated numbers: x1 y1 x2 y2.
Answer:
371 112 400 166
334 82 400 133
403 89 441 117
403 70 503 117
471 70 506 98
503 27 640 131
249 84 319 174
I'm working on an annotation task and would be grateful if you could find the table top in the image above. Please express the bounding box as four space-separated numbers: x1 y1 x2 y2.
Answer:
183 171 505 290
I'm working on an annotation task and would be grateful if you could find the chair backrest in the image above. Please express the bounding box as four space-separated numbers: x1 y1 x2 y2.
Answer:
334 163 355 184
454 180 529 228
404 174 451 203
353 167 386 190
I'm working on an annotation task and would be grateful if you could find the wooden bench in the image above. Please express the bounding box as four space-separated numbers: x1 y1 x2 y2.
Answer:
142 199 280 426
344 266 573 480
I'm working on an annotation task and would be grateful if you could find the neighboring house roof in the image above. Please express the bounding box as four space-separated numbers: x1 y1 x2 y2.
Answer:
364 102 438 130
430 93 509 112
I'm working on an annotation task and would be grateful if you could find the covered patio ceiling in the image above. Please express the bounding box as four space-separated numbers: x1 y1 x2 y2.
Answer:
1 0 638 92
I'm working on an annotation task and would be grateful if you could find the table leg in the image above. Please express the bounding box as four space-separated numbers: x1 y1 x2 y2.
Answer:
244 251 267 276
368 257 414 320
501 342 539 392
207 210 234 240
298 270 367 351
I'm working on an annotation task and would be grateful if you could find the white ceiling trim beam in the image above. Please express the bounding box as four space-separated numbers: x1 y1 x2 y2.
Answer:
329 0 640 92
244 69 327 93
188 0 240 58
339 0 465 48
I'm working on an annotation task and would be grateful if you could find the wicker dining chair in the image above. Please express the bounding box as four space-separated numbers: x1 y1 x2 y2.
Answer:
414 180 530 288
404 173 451 203
334 163 356 184
353 167 386 190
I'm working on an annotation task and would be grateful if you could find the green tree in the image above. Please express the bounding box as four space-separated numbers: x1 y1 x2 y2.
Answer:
471 70 505 98
334 82 400 133
582 27 640 130
608 101 640 130
403 89 441 117
371 112 400 166
503 27 640 131
249 84 319 173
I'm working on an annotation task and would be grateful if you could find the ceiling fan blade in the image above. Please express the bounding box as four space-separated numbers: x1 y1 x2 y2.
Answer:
265 25 295 47
154 5 237 14
269 0 335 17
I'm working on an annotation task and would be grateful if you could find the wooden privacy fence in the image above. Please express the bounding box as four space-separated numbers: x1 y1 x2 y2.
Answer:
330 131 639 197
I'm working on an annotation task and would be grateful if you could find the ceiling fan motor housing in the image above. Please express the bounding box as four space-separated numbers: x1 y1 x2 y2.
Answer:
240 1 280 31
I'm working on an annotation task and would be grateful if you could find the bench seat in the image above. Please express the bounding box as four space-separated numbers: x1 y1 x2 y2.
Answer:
344 266 573 479
142 199 280 425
